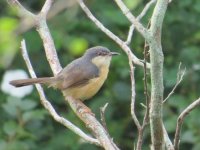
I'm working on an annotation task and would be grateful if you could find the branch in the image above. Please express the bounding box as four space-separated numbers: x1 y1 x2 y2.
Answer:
8 0 62 74
113 0 150 40
77 0 150 69
20 39 100 146
126 0 156 44
163 124 174 150
66 96 120 150
36 0 62 74
7 0 35 18
148 0 169 149
100 103 109 132
163 63 186 103
174 97 200 150
41 0 53 16
129 59 141 130
15 0 77 35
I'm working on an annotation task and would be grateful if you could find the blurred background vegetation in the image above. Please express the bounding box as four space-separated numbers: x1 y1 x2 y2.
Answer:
0 0 200 150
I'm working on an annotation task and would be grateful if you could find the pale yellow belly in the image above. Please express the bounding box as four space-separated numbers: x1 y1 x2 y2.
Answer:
63 67 109 100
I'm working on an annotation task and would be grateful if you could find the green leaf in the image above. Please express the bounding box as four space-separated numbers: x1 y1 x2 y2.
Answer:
3 121 18 136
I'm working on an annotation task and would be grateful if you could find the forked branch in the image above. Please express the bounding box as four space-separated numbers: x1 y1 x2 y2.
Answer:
174 97 200 150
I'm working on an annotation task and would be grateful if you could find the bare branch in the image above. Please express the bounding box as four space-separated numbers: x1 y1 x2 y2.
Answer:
36 0 62 74
163 124 174 150
129 59 141 130
20 39 100 146
174 97 200 150
137 0 156 20
125 0 156 44
163 63 186 103
8 0 62 74
100 103 109 132
66 96 120 150
41 0 53 16
7 0 35 18
148 0 169 149
15 0 77 35
126 24 135 45
113 0 150 39
77 0 150 68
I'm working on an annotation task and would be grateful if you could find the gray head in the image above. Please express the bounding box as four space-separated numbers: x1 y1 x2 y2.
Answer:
84 46 119 58
83 46 119 67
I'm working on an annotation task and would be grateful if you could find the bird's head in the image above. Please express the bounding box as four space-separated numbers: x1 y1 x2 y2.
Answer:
84 46 119 68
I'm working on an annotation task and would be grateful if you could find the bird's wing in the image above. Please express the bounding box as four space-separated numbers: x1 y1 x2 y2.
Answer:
56 59 99 90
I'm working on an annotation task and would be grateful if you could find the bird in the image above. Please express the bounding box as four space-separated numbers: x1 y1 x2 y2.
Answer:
10 46 119 101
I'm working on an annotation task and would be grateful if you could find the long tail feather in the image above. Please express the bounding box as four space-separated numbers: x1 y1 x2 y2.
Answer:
10 77 54 87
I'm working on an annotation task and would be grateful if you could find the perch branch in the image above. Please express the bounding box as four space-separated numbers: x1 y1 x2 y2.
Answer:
174 97 200 150
163 63 186 103
66 96 120 150
20 39 100 146
77 0 150 68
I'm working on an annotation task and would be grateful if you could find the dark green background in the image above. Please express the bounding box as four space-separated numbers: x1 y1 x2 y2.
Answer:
0 0 200 150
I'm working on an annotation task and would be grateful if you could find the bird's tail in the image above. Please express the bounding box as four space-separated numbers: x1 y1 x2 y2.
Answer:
10 77 54 87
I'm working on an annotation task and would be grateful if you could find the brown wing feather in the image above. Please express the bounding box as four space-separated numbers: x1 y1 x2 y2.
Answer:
55 58 99 90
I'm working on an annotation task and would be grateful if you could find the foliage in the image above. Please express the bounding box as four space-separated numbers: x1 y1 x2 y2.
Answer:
0 0 200 150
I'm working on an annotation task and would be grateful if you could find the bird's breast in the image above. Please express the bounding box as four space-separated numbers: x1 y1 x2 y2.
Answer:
63 66 109 100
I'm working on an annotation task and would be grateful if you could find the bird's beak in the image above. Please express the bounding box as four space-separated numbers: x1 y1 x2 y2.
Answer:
110 52 120 56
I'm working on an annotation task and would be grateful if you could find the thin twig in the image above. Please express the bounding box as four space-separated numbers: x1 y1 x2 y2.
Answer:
7 0 35 18
129 58 141 130
142 40 150 126
77 0 150 68
15 0 77 35
41 0 53 16
135 41 151 150
137 0 156 20
125 0 156 44
163 63 186 103
100 103 109 132
126 24 135 45
8 0 62 74
113 0 150 40
174 97 200 150
20 39 100 146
